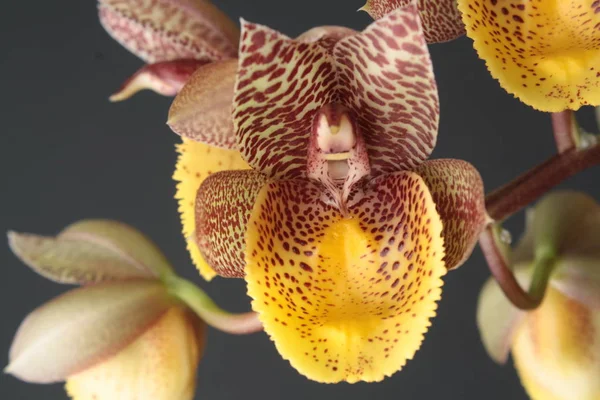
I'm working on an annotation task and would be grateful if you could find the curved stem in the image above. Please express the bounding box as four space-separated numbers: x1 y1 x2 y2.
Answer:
485 144 600 221
551 111 578 153
165 275 263 335
479 225 557 310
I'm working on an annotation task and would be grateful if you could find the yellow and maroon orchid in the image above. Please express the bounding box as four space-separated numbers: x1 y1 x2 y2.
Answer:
6 220 260 400
171 3 489 383
361 0 465 43
478 191 600 400
457 0 600 112
97 0 239 101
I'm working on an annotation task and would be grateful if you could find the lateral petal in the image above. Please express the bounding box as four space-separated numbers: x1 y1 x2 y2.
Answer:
173 139 250 281
245 172 446 382
98 0 239 63
195 170 267 278
415 159 488 270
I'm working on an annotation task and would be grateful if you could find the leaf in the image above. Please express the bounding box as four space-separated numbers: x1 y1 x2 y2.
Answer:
6 280 178 383
8 219 173 285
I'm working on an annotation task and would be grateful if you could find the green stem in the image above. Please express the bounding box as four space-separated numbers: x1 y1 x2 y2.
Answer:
165 275 263 335
479 225 556 310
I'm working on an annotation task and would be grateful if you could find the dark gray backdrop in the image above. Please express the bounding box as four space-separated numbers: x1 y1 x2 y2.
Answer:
1 1 598 399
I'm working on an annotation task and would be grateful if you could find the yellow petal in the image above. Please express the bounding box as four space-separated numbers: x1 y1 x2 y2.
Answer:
66 307 204 400
512 288 600 400
245 172 446 383
458 0 600 111
173 139 250 281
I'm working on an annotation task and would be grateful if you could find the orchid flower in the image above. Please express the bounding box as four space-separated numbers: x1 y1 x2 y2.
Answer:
361 0 465 43
98 0 239 101
171 3 489 383
478 191 600 400
6 220 260 399
457 0 600 111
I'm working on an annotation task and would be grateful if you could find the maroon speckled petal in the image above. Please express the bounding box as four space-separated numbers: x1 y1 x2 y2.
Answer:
98 0 239 63
415 159 488 270
109 59 208 102
168 59 238 148
233 4 439 178
194 170 267 278
362 0 465 43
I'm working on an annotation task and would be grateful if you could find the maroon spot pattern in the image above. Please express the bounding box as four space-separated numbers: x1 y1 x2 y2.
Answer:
195 170 267 277
245 171 445 381
233 5 439 179
363 0 466 43
99 0 239 63
415 159 487 270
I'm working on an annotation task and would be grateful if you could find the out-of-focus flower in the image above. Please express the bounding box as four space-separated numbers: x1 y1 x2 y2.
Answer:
97 0 239 100
457 0 600 112
361 0 465 43
478 191 600 400
174 3 488 383
6 220 258 399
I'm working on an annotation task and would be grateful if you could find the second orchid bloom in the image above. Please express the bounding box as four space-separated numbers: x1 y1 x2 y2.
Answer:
167 3 488 383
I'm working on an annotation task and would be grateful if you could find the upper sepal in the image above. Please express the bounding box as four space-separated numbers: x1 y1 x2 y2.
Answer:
8 220 173 285
361 0 465 43
415 159 488 270
6 281 178 383
234 5 439 178
98 0 239 63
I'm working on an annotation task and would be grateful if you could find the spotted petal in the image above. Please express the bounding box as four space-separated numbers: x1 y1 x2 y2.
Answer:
245 172 445 382
168 59 238 148
98 0 239 63
8 220 172 285
173 139 250 281
234 5 439 178
361 0 465 43
194 170 267 278
415 159 488 270
457 0 600 111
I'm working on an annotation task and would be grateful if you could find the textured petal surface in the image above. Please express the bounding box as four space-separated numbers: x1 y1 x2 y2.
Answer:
173 139 250 281
6 281 177 383
234 6 439 178
109 59 207 102
477 268 528 364
512 288 600 400
8 220 172 285
66 307 204 400
362 0 465 43
195 170 267 278
168 59 238 148
245 172 446 382
415 159 487 270
98 0 239 63
458 0 600 111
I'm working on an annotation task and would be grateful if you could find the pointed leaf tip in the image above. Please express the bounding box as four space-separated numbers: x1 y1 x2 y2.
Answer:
8 220 173 285
109 59 208 102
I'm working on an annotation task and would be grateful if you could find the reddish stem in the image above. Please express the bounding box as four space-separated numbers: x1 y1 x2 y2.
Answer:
486 144 600 221
479 226 541 310
551 111 577 153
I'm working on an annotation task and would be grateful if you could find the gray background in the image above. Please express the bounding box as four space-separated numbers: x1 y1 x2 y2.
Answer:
1 1 598 399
